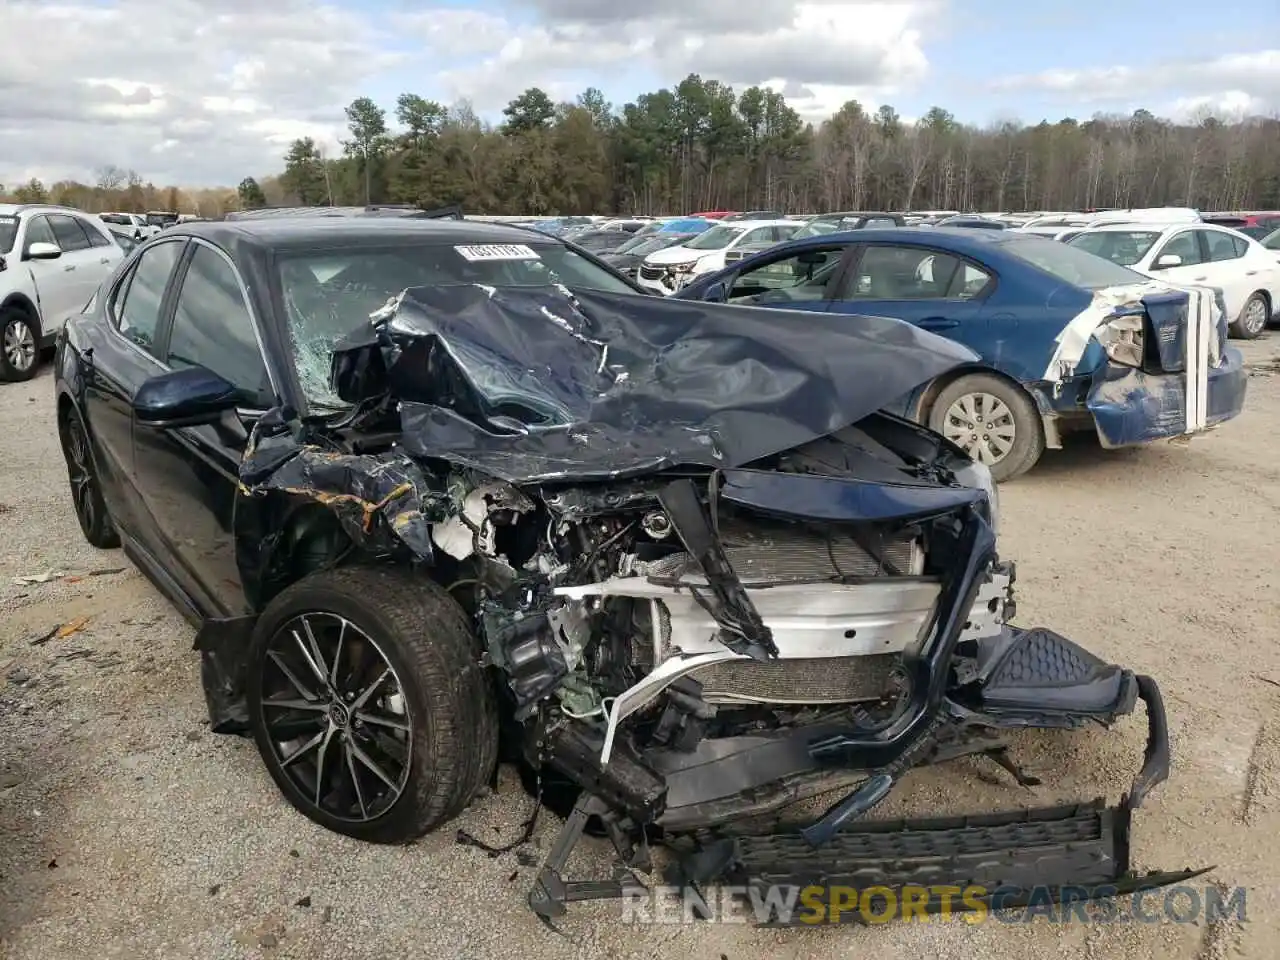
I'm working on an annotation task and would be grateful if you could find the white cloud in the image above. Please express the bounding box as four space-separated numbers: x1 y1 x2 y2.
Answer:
0 0 398 187
990 50 1280 116
397 0 935 121
5 0 1276 189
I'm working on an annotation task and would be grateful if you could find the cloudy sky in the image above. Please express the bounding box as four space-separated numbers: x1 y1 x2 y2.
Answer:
2 0 1277 188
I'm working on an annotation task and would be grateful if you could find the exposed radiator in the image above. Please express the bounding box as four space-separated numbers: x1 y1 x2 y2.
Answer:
690 653 897 705
643 518 923 585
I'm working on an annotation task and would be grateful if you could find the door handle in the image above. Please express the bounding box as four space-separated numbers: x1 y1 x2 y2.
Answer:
100 257 111 265
1191 275 1208 281
63 264 76 272
918 317 959 330
1245 269 1258 276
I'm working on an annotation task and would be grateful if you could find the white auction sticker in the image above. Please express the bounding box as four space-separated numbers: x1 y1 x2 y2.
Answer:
454 244 541 261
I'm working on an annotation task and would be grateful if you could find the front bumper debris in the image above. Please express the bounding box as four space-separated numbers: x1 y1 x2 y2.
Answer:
702 801 1209 926
662 673 1189 925
526 668 1194 923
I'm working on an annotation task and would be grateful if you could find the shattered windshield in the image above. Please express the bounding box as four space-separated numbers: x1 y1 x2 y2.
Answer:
0 216 17 253
1068 230 1161 266
278 241 638 410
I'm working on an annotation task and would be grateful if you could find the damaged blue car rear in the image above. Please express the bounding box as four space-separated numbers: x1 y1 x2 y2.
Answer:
52 218 1205 929
674 229 1248 480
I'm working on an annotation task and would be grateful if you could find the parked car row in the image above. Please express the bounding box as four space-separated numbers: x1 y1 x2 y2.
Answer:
653 224 1254 480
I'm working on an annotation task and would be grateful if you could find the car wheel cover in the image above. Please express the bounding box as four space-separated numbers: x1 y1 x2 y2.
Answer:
64 414 99 533
4 317 35 371
1243 296 1267 334
259 611 413 823
941 392 1017 465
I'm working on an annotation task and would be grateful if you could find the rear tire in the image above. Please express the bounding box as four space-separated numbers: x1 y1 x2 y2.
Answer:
58 404 121 548
1229 291 1269 340
0 307 41 382
247 566 498 843
927 373 1045 482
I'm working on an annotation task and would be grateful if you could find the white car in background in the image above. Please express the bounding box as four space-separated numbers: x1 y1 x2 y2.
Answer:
1068 222 1280 339
0 203 126 381
97 212 157 241
636 219 800 294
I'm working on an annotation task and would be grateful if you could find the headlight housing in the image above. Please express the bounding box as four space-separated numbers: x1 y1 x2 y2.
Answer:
952 459 1000 536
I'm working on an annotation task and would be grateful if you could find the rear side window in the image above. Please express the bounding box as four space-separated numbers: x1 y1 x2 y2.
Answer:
864 217 899 228
48 215 91 252
113 240 183 355
76 216 113 248
844 245 992 300
1202 230 1242 262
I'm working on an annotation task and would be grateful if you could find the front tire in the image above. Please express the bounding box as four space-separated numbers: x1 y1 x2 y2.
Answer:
247 566 498 844
927 373 1045 482
1229 291 1269 340
0 308 41 382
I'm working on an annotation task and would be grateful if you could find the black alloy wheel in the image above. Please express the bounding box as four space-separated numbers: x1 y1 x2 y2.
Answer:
257 611 413 825
247 567 499 843
60 406 121 548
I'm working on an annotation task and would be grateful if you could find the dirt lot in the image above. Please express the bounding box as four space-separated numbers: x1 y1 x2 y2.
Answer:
2 340 1279 960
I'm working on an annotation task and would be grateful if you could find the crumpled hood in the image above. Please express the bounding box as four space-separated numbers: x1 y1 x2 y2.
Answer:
330 284 978 483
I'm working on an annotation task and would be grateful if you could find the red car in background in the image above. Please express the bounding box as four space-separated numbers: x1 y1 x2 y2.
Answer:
689 210 734 219
1202 211 1280 240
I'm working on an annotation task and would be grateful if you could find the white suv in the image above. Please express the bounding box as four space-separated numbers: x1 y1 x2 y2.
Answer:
0 203 126 381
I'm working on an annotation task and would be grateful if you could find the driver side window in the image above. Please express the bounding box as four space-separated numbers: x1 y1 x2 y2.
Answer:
1155 231 1203 266
727 246 845 303
165 244 272 407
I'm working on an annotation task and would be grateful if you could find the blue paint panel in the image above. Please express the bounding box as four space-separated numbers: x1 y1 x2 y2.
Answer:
719 468 985 523
1143 292 1186 373
1087 347 1248 448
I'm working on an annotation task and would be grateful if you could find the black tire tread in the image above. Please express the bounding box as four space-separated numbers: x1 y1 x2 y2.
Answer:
249 565 498 843
59 404 121 549
0 307 42 382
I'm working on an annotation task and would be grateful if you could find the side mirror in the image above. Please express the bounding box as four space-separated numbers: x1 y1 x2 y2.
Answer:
132 366 242 428
703 281 728 303
25 241 62 261
1153 253 1182 269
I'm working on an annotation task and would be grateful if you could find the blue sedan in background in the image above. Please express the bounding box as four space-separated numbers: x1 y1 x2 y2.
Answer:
675 228 1247 480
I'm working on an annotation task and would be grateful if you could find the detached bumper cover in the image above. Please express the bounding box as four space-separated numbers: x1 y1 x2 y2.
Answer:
712 801 1210 926
667 674 1194 925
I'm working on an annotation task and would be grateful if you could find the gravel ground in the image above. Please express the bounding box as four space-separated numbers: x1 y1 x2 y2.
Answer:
2 341 1279 960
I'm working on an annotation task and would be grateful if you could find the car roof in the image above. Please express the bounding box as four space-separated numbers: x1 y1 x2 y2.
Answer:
802 226 1014 249
1080 221 1210 234
715 218 797 228
0 202 85 217
178 217 563 251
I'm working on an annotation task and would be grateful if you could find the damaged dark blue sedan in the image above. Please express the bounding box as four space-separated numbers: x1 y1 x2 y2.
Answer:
53 217 1201 924
676 228 1248 481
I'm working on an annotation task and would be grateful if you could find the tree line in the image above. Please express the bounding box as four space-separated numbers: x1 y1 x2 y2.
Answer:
6 77 1280 217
